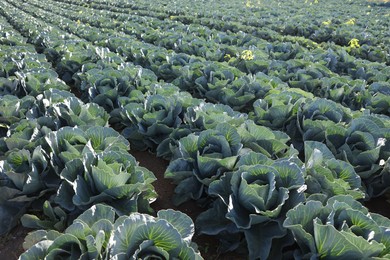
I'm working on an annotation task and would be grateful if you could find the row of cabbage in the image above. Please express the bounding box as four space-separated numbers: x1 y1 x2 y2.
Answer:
45 0 390 82
3 0 389 200
0 5 204 260
0 15 70 98
3 67 390 258
0 88 204 259
1 1 390 259
64 0 390 65
3 0 390 212
8 0 390 197
39 0 390 117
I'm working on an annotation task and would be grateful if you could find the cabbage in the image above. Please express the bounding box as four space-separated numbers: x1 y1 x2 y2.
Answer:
284 195 390 259
165 123 242 205
21 204 203 260
197 154 306 259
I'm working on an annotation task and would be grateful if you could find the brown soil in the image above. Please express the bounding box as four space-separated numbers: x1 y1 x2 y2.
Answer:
364 195 390 218
0 225 32 259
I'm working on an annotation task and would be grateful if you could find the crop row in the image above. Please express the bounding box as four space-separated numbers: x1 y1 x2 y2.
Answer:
46 0 390 77
58 0 390 64
2 0 389 197
6 0 390 118
0 13 70 98
50 0 390 91
1 0 390 259
0 6 205 257
0 14 26 46
3 0 390 160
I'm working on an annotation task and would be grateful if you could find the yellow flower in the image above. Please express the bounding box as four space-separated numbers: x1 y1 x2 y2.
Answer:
240 50 254 60
224 54 232 61
322 20 332 26
76 20 81 25
345 18 356 25
348 38 360 48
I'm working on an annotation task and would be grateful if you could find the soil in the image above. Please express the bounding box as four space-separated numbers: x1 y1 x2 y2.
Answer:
364 195 390 219
0 225 31 259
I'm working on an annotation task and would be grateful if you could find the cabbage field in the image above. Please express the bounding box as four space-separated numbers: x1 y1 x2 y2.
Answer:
0 0 390 259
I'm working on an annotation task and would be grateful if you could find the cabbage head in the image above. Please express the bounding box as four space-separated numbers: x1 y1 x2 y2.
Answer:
197 153 306 259
165 123 242 205
55 149 156 215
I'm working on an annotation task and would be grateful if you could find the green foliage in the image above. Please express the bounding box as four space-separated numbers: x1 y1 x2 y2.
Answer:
1 0 390 258
184 102 248 132
55 149 157 215
237 120 295 159
325 115 390 197
0 146 52 235
21 204 203 260
165 123 242 205
304 141 365 200
284 195 390 259
197 153 306 259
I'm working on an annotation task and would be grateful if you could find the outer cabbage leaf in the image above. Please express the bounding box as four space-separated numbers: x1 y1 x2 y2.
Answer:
75 64 157 111
207 74 273 111
284 195 390 259
44 126 129 172
184 102 247 132
120 94 184 151
109 209 202 260
0 146 52 235
367 82 390 115
0 95 36 128
116 84 200 156
237 120 295 159
0 77 20 97
1 119 51 155
15 69 69 97
79 67 135 111
314 219 384 259
325 115 390 197
20 204 116 260
165 123 242 205
298 98 355 144
304 141 364 200
249 88 309 131
46 97 109 129
21 200 67 231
